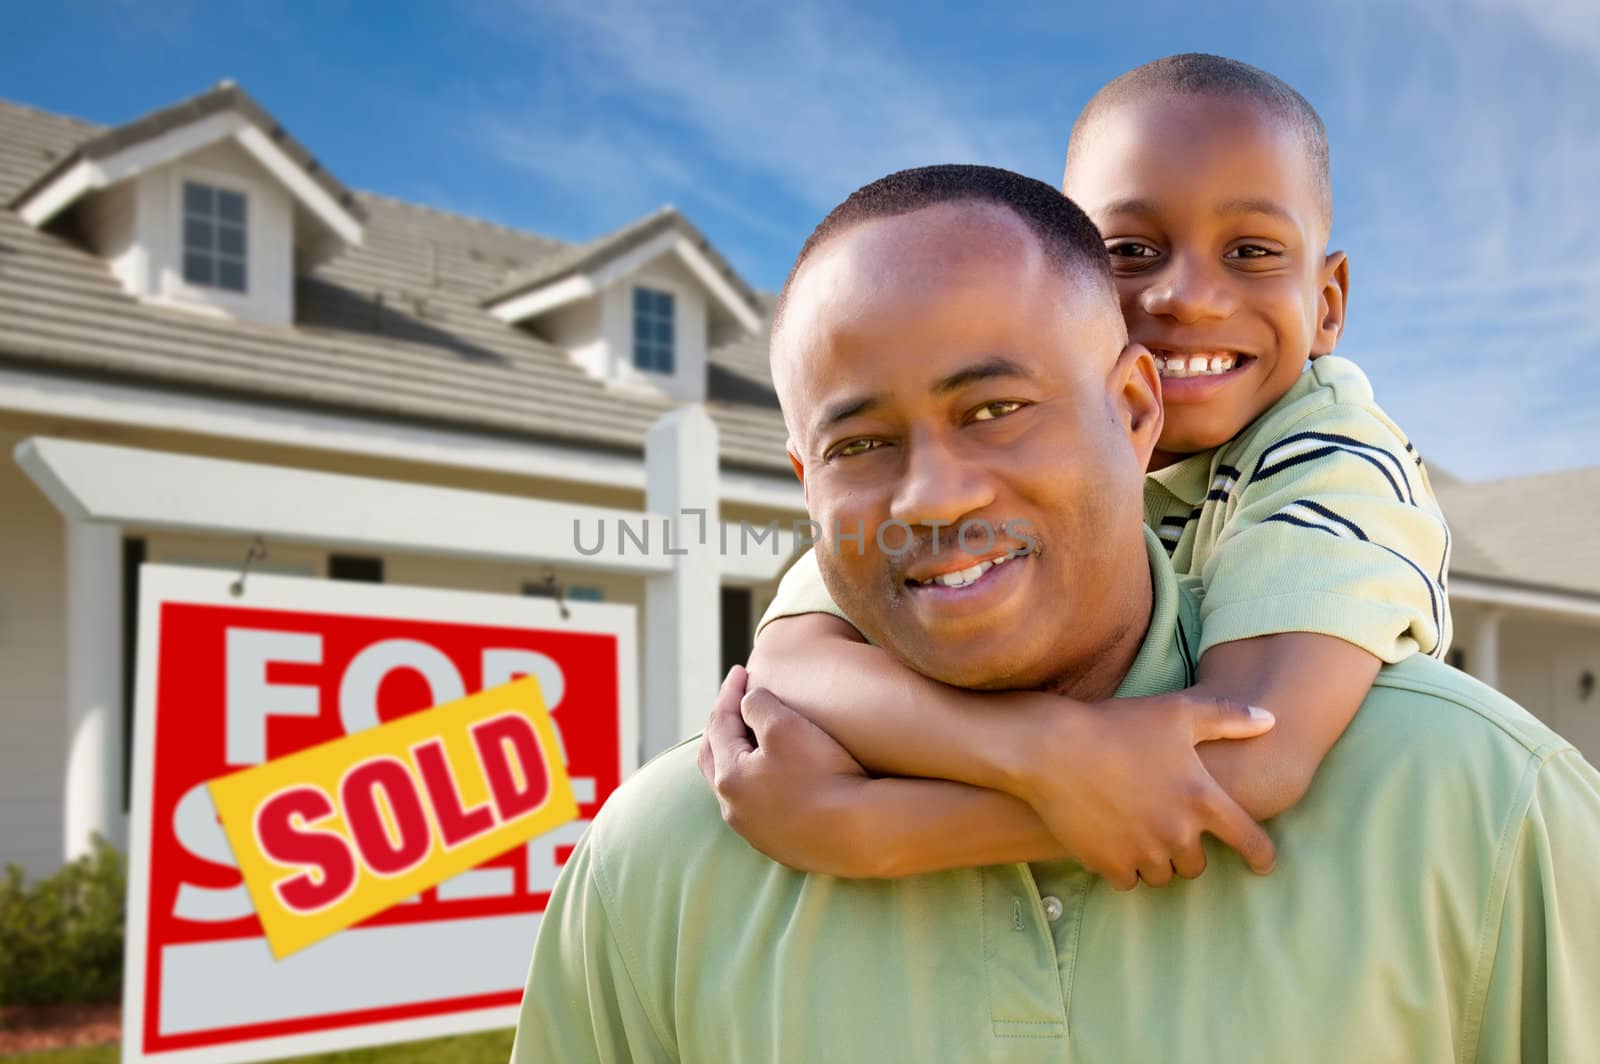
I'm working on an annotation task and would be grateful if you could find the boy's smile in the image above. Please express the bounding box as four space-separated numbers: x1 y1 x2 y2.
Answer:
1064 92 1348 465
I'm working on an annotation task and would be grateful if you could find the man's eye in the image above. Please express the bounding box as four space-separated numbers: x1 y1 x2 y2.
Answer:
832 438 886 459
1106 240 1159 259
970 400 1026 423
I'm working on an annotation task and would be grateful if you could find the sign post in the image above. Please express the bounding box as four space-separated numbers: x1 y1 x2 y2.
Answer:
122 565 637 1064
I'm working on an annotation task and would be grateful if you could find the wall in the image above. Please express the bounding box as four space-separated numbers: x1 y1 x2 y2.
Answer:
125 137 297 326
599 251 709 403
0 428 68 877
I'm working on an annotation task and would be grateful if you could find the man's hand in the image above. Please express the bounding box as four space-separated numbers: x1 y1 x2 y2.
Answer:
1010 693 1279 890
698 666 881 877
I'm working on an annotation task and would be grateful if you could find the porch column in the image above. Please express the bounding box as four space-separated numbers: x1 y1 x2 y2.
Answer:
643 405 721 759
63 520 125 859
1471 609 1502 691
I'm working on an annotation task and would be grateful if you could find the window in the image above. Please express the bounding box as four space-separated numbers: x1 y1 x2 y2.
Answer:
522 580 603 602
721 586 753 676
182 181 248 293
329 554 384 583
632 286 675 373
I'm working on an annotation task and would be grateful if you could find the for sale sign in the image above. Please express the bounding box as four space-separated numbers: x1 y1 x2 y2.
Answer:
210 676 578 959
124 566 638 1064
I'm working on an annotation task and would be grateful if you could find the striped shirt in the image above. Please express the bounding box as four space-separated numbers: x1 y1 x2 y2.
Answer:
1145 355 1451 662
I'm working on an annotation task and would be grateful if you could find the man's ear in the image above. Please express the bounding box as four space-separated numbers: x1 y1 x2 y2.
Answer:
1112 342 1163 468
787 443 809 507
1311 251 1349 358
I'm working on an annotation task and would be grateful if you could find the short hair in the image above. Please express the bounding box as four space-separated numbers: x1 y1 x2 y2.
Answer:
1066 54 1332 235
773 164 1113 335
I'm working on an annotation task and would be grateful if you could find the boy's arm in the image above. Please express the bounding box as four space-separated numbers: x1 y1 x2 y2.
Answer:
743 611 1278 887
699 668 1064 877
1190 633 1380 817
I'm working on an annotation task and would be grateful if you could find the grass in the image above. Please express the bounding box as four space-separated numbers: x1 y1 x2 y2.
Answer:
2 1028 515 1063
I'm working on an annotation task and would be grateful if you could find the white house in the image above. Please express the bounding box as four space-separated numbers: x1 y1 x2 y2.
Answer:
1 83 1595 879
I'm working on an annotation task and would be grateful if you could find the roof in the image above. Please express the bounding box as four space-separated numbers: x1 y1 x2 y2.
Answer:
0 94 791 476
485 204 762 319
1437 466 1600 597
9 82 365 226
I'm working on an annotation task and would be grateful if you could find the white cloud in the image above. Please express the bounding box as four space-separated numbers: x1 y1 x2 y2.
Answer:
481 0 1050 208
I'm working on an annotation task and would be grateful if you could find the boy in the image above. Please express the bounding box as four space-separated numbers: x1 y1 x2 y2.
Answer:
700 54 1452 888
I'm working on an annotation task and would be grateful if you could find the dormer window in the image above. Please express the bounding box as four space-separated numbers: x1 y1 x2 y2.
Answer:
8 82 365 328
182 181 249 293
632 286 675 374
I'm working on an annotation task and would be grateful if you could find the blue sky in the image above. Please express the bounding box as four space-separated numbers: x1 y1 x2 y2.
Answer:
3 0 1596 481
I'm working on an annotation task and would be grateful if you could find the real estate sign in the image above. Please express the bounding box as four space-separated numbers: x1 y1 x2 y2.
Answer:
123 566 637 1064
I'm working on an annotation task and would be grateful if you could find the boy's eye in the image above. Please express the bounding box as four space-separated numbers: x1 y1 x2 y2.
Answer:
969 399 1027 423
1225 244 1280 260
1106 240 1159 260
830 437 887 460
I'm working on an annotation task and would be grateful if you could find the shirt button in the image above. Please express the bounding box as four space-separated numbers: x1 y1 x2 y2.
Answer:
1041 895 1064 923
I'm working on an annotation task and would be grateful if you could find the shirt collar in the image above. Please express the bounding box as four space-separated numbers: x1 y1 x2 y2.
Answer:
1144 450 1215 509
1114 527 1198 698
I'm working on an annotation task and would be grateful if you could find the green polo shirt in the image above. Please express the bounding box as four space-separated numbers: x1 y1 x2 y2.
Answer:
514 534 1600 1063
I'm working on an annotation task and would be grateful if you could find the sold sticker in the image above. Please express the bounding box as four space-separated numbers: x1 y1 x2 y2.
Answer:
209 676 577 958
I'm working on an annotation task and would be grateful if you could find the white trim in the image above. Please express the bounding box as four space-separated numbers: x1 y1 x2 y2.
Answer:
15 436 676 575
485 225 761 335
16 157 100 226
234 125 363 245
1450 576 1600 624
0 364 806 510
671 234 763 333
13 108 362 246
485 272 595 323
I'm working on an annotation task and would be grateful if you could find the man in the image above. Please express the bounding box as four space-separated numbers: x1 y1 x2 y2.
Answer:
513 166 1600 1062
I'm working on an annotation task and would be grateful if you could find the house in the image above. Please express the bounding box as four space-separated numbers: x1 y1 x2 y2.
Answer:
1 84 1595 879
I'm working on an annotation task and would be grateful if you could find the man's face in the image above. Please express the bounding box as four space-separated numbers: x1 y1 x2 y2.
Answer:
1065 93 1348 460
775 203 1160 690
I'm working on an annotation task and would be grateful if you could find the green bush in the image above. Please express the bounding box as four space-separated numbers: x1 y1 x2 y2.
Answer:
0 836 125 1005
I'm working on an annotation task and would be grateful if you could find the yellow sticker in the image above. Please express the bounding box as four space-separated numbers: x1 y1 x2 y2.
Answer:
210 677 577 958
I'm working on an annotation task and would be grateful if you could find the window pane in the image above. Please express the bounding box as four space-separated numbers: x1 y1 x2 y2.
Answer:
657 291 675 319
217 190 245 224
217 259 247 292
654 320 672 345
184 253 213 285
634 316 651 342
184 218 213 252
183 182 213 215
217 224 245 257
657 346 674 373
634 287 651 313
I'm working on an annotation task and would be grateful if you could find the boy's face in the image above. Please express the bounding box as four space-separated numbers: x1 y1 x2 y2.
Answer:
1065 92 1348 460
773 203 1162 690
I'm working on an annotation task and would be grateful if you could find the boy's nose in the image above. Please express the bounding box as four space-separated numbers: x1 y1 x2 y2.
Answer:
1137 258 1237 323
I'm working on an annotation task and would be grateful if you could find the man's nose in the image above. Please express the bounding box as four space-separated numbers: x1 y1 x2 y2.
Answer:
888 434 997 530
1137 254 1237 324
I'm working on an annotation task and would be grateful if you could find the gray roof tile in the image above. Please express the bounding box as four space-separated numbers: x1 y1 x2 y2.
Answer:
0 95 791 475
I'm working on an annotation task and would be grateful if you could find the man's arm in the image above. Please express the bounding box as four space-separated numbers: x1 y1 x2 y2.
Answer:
1470 748 1600 1062
512 835 675 1064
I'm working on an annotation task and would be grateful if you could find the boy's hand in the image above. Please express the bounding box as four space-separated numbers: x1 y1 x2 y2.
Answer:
1011 693 1279 890
698 666 879 877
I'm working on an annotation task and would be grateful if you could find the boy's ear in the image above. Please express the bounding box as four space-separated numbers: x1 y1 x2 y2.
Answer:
1111 343 1164 467
1311 251 1350 359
